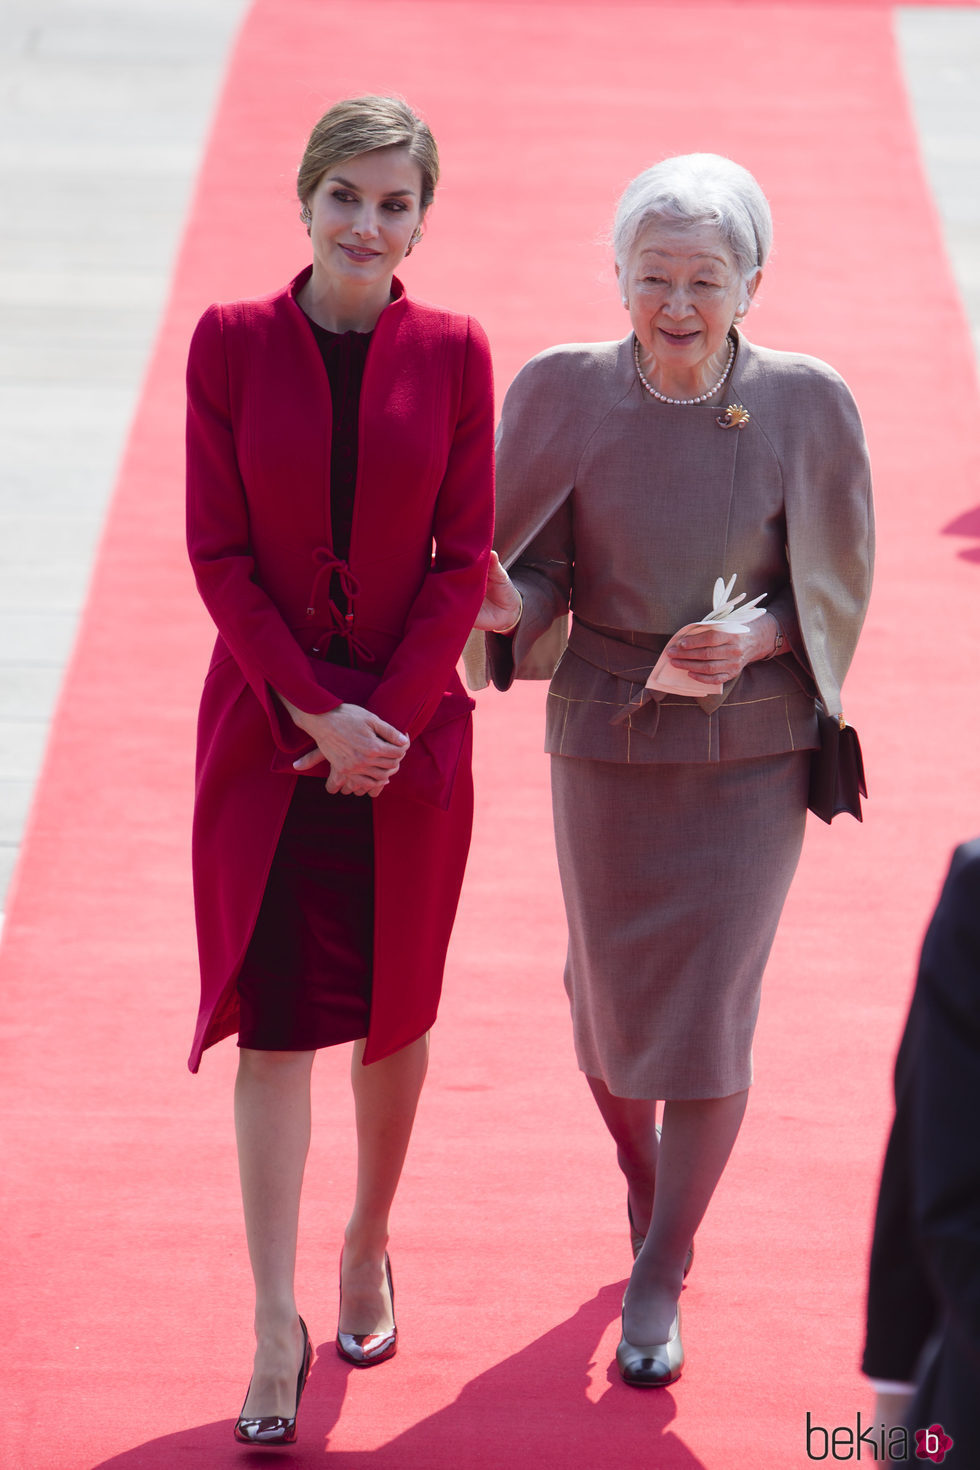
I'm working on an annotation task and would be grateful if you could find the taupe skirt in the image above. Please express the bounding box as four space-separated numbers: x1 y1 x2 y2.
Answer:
551 751 810 1100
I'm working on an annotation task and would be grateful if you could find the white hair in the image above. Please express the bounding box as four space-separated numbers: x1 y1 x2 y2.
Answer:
613 153 772 283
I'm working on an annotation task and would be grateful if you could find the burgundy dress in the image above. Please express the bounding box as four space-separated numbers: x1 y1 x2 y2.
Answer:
236 322 375 1051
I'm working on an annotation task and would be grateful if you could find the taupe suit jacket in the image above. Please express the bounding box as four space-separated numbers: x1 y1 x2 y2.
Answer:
468 332 873 764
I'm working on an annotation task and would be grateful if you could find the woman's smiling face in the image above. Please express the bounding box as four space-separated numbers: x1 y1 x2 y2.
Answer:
619 220 759 377
305 145 424 292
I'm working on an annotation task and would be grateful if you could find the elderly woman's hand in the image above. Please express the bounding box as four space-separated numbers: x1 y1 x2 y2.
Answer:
473 551 524 633
667 612 781 685
282 698 410 797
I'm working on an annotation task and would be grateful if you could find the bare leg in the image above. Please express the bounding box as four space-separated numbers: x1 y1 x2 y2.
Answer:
235 1047 315 1417
588 1075 749 1344
339 1033 430 1334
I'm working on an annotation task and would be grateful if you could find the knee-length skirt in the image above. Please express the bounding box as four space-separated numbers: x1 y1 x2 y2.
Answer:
236 777 374 1052
551 751 810 1100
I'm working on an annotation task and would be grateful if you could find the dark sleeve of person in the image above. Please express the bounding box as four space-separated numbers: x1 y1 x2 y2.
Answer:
912 838 980 1376
862 985 939 1381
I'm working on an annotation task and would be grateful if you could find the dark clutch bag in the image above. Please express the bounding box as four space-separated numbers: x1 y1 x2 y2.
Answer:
269 661 474 811
808 705 867 824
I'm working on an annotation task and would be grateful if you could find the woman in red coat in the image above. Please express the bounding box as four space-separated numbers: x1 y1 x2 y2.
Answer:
185 96 494 1445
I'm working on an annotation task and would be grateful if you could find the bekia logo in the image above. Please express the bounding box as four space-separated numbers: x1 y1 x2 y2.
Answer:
806 1412 955 1461
915 1424 955 1464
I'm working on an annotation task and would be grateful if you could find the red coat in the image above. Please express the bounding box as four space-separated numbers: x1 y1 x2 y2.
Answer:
185 268 494 1071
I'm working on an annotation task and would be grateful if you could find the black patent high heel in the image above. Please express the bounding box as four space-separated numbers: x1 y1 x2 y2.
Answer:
234 1316 313 1446
336 1251 397 1367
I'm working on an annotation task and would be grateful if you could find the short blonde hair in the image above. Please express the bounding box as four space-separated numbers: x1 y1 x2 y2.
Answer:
297 95 439 215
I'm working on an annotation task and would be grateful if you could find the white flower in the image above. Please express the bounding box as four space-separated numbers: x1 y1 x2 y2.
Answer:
699 574 767 632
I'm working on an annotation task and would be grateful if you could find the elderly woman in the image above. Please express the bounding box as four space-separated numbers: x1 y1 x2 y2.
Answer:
186 96 493 1443
472 153 872 1387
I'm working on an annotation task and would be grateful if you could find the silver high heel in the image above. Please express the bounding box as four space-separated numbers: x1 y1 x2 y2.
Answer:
616 1304 684 1388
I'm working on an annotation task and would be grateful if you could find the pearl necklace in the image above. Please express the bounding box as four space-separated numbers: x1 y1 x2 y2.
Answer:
633 334 735 406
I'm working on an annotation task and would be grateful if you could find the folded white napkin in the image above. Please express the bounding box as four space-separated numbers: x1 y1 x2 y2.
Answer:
645 575 768 696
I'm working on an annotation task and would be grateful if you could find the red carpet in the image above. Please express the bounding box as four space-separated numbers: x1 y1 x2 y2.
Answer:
3 3 980 1466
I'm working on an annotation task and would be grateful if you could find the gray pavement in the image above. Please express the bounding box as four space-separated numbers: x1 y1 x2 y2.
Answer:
897 7 980 369
0 0 249 913
0 3 978 920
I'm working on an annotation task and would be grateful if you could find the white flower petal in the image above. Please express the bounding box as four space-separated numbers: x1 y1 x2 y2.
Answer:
699 576 767 626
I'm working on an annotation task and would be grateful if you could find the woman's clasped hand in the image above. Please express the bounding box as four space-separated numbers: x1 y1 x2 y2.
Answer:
285 698 410 797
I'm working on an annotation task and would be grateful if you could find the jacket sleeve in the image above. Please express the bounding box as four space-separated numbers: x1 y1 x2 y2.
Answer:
365 316 495 739
862 991 938 1382
779 366 874 716
487 496 574 691
862 839 980 1385
186 303 341 753
913 840 980 1379
481 353 581 690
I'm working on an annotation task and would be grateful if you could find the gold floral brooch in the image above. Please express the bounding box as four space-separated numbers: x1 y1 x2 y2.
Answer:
716 404 751 430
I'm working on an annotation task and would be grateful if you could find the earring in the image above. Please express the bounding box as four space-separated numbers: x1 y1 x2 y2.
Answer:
405 224 423 257
300 204 312 234
621 298 629 310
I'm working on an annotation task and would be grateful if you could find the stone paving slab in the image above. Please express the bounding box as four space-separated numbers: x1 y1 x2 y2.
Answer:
0 780 33 838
